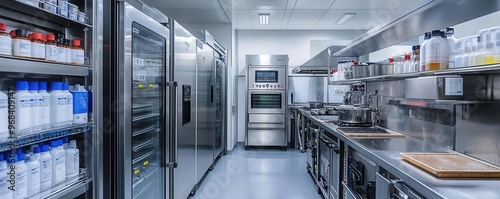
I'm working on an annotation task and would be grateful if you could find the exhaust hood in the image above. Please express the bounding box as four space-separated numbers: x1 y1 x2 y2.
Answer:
292 45 357 74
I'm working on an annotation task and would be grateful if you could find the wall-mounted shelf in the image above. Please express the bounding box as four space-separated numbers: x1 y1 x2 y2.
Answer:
332 0 500 57
0 123 92 152
329 64 500 85
0 0 92 29
0 56 90 76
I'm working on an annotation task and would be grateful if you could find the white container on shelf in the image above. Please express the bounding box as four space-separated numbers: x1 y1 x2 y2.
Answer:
0 153 13 199
419 32 431 71
68 3 78 21
461 36 473 67
0 23 12 56
468 35 479 67
473 29 488 66
50 82 67 128
15 153 28 199
493 27 500 63
25 153 41 198
39 144 52 196
71 84 88 124
454 38 464 68
50 140 65 190
65 140 79 184
29 82 43 132
15 81 33 134
43 0 58 14
483 28 496 64
57 0 69 17
445 28 458 68
403 54 413 73
0 90 8 140
425 30 449 71
63 83 73 126
39 82 51 130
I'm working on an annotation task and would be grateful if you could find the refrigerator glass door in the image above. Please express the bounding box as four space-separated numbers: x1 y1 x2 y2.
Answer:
131 22 166 199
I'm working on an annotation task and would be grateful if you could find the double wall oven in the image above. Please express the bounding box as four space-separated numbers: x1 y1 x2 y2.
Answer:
245 55 288 149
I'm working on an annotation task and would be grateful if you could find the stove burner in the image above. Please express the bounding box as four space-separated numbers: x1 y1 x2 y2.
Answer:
338 127 389 134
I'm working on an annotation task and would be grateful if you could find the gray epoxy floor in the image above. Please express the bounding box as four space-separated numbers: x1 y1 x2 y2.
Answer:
189 144 322 199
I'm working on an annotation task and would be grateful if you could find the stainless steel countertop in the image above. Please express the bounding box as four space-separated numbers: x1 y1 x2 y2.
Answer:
297 108 500 199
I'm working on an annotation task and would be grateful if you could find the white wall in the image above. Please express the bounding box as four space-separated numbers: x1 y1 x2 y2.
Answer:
453 10 500 38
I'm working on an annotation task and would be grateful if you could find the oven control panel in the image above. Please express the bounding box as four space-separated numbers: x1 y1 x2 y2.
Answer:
250 83 284 89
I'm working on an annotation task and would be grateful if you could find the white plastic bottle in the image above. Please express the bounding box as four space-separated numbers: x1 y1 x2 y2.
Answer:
0 153 13 199
15 81 33 134
50 82 67 128
419 32 431 71
0 90 8 140
29 82 43 132
473 29 488 66
403 54 413 73
71 84 88 124
39 145 52 196
63 83 73 126
425 30 449 71
454 38 464 68
445 27 458 68
493 27 500 63
469 35 479 67
65 140 79 184
461 36 473 67
50 140 65 190
483 28 496 64
25 153 41 198
39 82 51 130
15 153 28 199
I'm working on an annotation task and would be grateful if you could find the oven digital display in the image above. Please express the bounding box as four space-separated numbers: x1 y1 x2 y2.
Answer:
255 71 278 83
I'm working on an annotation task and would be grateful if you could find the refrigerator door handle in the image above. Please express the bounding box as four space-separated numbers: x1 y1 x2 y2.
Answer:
211 85 214 103
167 81 178 168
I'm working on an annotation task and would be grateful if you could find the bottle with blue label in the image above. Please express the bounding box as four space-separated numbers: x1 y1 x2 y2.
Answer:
70 84 88 124
15 81 33 134
0 153 13 199
29 82 43 132
39 82 51 130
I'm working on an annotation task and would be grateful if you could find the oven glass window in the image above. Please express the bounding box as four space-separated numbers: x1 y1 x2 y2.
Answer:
251 94 282 109
255 71 278 83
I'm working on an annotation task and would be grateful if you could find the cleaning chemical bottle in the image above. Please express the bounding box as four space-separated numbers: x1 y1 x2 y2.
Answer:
39 82 51 130
425 30 449 71
15 153 28 199
0 90 8 140
50 82 66 128
39 145 52 196
63 83 73 126
71 84 88 124
454 38 464 68
419 32 431 71
29 82 43 132
65 140 79 184
0 153 13 199
15 81 33 134
445 27 458 68
25 153 41 197
469 35 479 67
473 29 488 66
483 28 496 64
50 140 65 190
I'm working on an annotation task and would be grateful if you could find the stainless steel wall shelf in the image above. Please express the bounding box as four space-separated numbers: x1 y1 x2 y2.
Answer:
45 178 93 199
0 56 90 76
0 0 92 29
330 64 500 85
0 123 92 152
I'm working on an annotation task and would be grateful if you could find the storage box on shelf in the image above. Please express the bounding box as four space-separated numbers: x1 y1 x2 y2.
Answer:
6 0 91 27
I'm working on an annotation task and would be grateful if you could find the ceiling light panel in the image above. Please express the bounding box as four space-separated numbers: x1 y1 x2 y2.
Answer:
259 13 270 25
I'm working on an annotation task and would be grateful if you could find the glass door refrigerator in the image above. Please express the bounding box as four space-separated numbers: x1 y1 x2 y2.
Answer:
102 1 170 199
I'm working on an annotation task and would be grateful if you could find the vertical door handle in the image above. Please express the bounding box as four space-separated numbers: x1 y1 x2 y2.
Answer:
211 85 214 103
166 81 178 168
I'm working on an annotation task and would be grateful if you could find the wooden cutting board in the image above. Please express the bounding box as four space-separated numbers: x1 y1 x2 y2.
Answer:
401 153 500 178
337 128 404 137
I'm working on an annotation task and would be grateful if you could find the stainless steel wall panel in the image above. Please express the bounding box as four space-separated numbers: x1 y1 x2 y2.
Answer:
494 75 500 100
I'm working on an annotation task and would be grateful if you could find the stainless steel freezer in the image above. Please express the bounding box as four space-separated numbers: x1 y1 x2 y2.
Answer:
172 21 198 199
195 40 216 183
103 2 170 199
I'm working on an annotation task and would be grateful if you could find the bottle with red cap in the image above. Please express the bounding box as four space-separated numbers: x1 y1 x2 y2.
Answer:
0 23 11 56
31 32 45 60
39 33 46 60
45 33 57 62
71 39 84 65
403 53 413 73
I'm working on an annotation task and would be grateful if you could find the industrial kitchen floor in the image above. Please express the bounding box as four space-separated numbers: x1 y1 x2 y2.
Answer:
189 144 321 199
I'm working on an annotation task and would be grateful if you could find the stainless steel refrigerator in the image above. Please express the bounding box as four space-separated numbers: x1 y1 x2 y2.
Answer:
171 20 198 199
103 1 170 199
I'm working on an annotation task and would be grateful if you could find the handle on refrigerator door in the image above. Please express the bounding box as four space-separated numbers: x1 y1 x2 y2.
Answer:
211 85 214 103
166 81 178 168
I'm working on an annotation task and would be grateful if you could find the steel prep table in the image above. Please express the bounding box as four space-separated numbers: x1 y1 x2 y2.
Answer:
296 107 500 199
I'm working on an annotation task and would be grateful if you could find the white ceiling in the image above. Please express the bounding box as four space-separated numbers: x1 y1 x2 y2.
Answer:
142 0 423 30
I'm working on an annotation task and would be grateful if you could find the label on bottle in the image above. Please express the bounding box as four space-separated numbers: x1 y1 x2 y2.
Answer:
0 171 10 195
13 39 32 57
57 97 67 123
41 96 50 125
73 151 79 174
445 78 464 96
16 96 32 131
41 159 52 181
76 49 84 65
29 166 41 192
39 43 46 59
55 156 65 182
46 44 58 61
31 41 40 59
32 97 41 127
16 169 27 196
58 1 68 17
0 35 12 56
57 46 65 62
66 48 71 63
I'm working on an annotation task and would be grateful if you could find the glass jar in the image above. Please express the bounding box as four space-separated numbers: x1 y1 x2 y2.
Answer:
13 29 32 58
